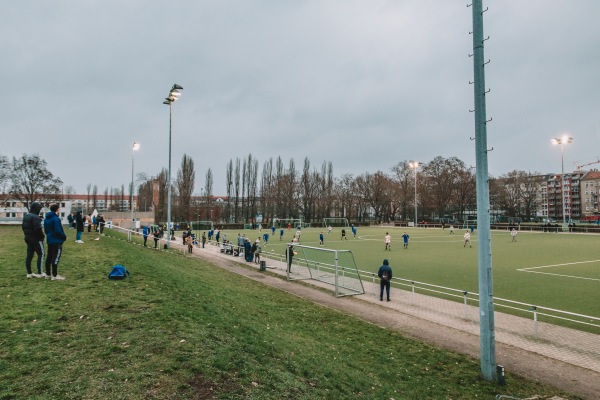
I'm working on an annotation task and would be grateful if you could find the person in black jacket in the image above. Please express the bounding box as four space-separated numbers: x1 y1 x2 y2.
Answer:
75 211 84 243
377 259 393 302
22 202 46 278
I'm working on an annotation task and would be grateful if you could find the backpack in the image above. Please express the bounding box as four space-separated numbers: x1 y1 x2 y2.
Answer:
108 264 130 280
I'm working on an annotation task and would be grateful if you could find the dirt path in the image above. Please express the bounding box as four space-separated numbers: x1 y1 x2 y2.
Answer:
192 246 599 399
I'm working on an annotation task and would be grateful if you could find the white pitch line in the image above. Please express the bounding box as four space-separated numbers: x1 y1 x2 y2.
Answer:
517 259 600 271
516 271 600 281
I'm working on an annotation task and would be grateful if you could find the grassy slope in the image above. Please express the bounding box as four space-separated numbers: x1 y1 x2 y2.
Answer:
0 226 575 399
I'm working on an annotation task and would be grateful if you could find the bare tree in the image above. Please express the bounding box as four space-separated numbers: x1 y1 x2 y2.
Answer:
225 159 233 222
92 185 98 210
357 171 393 223
391 161 414 221
205 168 213 221
0 154 10 193
420 156 466 220
9 154 63 209
86 183 92 213
175 154 195 222
453 168 476 221
63 186 75 200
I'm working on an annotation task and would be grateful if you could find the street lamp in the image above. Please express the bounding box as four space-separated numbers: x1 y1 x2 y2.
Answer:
163 84 183 248
409 161 419 226
551 135 573 229
131 142 140 228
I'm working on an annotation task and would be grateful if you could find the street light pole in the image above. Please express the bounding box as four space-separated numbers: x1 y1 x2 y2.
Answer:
551 136 573 229
409 162 419 226
131 142 140 228
163 84 183 248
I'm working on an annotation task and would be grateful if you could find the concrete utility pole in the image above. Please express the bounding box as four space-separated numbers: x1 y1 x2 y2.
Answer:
470 0 497 381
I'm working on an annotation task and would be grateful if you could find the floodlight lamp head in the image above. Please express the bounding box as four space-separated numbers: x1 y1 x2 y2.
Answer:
132 142 140 151
172 84 183 90
163 100 170 105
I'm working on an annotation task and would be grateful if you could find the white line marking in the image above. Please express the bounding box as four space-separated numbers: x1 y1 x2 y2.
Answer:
517 259 600 281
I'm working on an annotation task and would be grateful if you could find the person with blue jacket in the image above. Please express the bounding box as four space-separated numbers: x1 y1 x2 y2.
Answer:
377 259 393 302
44 204 67 281
142 226 149 247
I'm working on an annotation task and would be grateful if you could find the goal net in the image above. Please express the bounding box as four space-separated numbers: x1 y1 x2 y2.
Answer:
193 221 214 230
286 244 364 297
276 218 302 229
323 218 349 227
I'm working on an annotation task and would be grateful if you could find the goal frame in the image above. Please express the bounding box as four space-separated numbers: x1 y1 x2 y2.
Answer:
286 243 364 297
322 217 349 228
193 220 214 231
276 218 303 229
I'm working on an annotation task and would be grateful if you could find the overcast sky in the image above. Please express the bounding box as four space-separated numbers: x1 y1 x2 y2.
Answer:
2 1 599 195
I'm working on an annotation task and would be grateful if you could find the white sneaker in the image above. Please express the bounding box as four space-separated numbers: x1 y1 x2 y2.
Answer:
34 273 47 278
26 273 34 279
76 240 84 244
51 275 66 281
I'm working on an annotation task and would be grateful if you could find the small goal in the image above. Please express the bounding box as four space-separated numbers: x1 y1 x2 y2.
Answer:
286 244 364 297
276 218 302 229
193 221 214 231
322 218 349 228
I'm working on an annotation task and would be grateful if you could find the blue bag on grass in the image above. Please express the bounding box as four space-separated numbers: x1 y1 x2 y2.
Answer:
108 264 130 280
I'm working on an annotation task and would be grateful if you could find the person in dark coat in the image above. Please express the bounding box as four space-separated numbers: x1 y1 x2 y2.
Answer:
244 239 253 262
286 244 295 273
96 214 106 235
377 259 393 302
22 202 46 278
44 204 67 280
75 211 84 243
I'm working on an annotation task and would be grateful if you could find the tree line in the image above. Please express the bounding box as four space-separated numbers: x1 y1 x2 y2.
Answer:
2 153 547 223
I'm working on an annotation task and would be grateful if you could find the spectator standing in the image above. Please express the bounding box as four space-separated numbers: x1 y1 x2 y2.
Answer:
142 226 149 247
44 204 67 281
97 214 106 235
319 232 324 247
377 259 392 301
286 244 295 273
153 227 161 249
201 232 207 248
75 211 84 243
253 239 261 264
67 213 74 229
22 202 46 278
244 238 253 262
86 214 92 232
186 234 193 253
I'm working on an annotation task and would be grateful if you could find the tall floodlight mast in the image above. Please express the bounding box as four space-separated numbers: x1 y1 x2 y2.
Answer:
469 0 497 381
